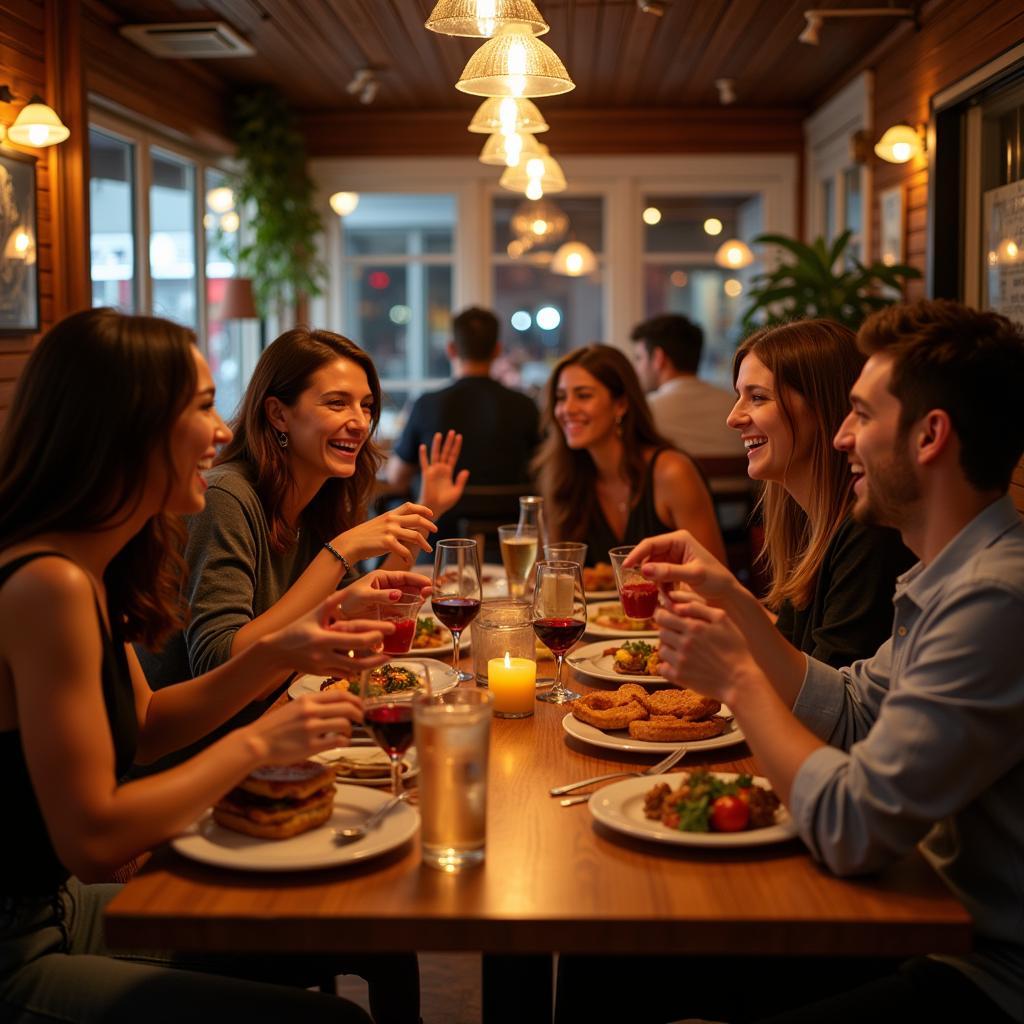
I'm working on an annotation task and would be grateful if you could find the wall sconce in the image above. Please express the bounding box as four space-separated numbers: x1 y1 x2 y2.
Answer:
0 85 70 147
714 238 754 269
329 191 360 217
874 123 925 163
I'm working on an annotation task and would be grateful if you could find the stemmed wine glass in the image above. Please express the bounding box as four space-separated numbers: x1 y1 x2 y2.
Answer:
362 692 414 797
531 560 586 704
431 538 482 683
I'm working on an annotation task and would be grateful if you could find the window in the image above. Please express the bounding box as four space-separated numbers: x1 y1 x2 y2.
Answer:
89 128 136 312
492 194 603 392
339 194 456 432
641 195 761 384
149 148 198 329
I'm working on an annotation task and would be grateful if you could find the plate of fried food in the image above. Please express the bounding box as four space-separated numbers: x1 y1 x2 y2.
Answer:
287 659 458 701
589 770 797 848
569 638 665 683
585 602 657 638
582 561 617 600
313 745 419 787
562 682 744 753
172 762 420 871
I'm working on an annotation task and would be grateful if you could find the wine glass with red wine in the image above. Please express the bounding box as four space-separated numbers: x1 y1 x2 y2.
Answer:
431 538 482 683
531 560 586 704
363 695 414 797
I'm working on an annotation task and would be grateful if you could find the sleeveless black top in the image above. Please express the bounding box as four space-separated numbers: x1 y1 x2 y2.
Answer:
583 448 676 567
0 552 138 896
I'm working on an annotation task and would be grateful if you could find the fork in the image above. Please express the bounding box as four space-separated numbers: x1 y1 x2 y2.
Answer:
333 791 408 842
549 746 687 798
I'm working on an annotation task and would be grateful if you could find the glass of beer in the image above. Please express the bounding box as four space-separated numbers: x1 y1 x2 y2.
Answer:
413 688 493 872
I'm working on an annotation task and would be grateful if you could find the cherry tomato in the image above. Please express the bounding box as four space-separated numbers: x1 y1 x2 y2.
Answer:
710 795 750 832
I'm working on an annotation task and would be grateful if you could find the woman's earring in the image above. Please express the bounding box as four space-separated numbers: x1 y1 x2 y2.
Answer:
615 415 624 438
276 430 289 449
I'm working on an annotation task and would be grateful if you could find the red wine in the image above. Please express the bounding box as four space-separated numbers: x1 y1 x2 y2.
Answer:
532 617 586 655
432 597 481 632
620 581 658 619
382 617 416 654
365 704 414 757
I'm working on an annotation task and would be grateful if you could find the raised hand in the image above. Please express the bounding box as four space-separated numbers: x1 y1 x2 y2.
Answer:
418 430 470 518
245 689 365 763
625 529 738 603
335 502 436 566
335 569 432 619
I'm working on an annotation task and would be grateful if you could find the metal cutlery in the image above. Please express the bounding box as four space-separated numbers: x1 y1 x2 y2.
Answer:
333 791 408 842
550 745 688 798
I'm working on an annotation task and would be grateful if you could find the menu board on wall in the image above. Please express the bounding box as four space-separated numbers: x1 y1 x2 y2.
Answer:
983 178 1024 326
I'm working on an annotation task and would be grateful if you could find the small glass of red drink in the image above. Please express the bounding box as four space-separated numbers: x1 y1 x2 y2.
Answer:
379 595 426 655
609 545 660 621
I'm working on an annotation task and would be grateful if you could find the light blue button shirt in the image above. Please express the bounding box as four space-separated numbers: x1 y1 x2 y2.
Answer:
790 496 1024 1020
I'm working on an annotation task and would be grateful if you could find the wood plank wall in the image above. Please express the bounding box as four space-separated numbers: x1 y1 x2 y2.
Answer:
0 0 50 421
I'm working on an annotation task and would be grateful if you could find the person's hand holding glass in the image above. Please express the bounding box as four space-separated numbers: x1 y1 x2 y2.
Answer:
431 538 482 682
531 560 586 704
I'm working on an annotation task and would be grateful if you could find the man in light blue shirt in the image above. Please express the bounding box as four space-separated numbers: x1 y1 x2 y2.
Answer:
615 299 1024 1023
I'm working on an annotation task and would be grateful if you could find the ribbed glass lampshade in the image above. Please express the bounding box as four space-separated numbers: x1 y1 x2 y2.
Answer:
550 241 597 277
467 96 549 135
510 199 568 247
425 0 549 37
456 24 574 98
479 130 544 167
499 144 567 195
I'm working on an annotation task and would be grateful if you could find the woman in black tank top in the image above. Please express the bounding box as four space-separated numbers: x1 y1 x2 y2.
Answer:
0 309 425 1021
532 344 725 569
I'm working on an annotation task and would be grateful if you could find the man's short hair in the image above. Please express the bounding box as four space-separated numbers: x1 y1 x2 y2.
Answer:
630 314 704 374
452 306 499 362
858 299 1024 492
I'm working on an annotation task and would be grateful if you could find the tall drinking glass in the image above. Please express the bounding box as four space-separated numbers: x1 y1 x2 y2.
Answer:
431 538 482 683
531 560 586 704
543 542 588 568
498 523 539 599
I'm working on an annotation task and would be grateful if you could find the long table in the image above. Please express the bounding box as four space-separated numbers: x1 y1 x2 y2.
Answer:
105 657 971 987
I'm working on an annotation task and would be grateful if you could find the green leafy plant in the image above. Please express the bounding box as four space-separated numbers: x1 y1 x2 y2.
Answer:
741 230 921 332
232 89 325 315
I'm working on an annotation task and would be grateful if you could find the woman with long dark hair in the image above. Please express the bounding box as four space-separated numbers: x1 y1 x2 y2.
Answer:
533 343 724 566
0 308 409 1020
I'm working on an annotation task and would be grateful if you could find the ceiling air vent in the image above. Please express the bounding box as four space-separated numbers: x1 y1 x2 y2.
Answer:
119 22 255 59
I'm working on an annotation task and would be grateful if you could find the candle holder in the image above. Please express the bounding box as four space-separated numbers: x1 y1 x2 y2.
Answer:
488 652 537 718
472 600 536 686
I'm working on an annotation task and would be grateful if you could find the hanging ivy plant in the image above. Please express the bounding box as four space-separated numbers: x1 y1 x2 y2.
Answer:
232 88 325 315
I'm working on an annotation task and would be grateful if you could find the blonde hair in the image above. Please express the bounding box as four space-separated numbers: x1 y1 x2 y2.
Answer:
734 320 863 610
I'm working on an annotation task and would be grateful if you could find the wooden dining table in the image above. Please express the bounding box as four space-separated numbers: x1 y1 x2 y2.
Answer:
105 650 972 1019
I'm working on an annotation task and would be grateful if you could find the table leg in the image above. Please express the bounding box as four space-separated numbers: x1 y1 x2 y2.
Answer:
481 953 553 1023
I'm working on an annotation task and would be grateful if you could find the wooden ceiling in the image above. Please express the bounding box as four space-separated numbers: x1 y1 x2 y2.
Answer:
92 0 902 114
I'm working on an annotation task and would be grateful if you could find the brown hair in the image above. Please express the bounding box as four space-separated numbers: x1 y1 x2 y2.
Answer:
452 306 499 361
217 326 383 550
0 308 195 648
733 319 864 611
533 344 671 544
630 313 704 374
858 299 1024 492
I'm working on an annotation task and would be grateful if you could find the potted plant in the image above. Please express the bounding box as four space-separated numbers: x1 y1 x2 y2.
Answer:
741 230 921 332
232 89 325 317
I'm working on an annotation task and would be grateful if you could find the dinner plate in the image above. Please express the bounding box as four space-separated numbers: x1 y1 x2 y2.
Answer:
313 744 420 787
480 563 510 599
287 659 459 701
171 786 420 871
561 708 744 754
407 612 471 658
589 772 798 848
585 602 657 639
569 638 665 684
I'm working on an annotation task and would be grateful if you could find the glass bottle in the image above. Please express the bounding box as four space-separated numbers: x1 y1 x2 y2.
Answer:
517 495 549 554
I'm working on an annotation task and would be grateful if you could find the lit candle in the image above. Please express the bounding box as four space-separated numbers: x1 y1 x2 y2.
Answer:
488 652 536 718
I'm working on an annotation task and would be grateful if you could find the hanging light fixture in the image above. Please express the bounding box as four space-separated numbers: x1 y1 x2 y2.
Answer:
206 186 235 213
425 0 549 37
456 23 574 98
329 192 360 217
551 240 597 277
479 130 543 167
467 96 549 135
510 199 568 247
5 94 69 147
714 238 754 269
499 143 567 197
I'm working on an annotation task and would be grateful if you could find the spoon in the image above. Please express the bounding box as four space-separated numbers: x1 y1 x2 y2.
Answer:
333 791 408 842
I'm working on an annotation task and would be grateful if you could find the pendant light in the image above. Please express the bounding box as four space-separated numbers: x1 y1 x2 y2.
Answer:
499 143 566 196
329 192 360 217
425 0 549 37
467 96 549 135
510 199 568 247
550 240 597 277
456 23 574 98
479 130 544 167
714 238 754 269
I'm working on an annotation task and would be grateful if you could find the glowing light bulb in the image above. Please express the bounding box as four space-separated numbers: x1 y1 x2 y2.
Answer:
726 246 742 266
526 179 543 200
892 142 911 162
503 132 523 167
704 217 723 236
13 231 30 254
27 124 48 147
642 206 662 225
220 211 240 233
526 156 545 179
507 37 528 97
498 97 518 135
206 186 235 213
475 0 498 35
724 278 743 297
566 251 584 274
532 218 547 236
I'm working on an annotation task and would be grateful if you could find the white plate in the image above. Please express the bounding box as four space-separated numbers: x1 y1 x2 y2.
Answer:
313 745 420 787
589 772 798 848
480 563 509 599
287 659 459 701
172 785 420 871
561 709 744 754
585 602 658 639
569 638 665 683
407 612 471 658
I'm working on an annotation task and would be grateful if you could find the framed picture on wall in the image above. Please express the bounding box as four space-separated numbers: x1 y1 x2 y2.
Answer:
879 186 904 268
0 147 40 333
